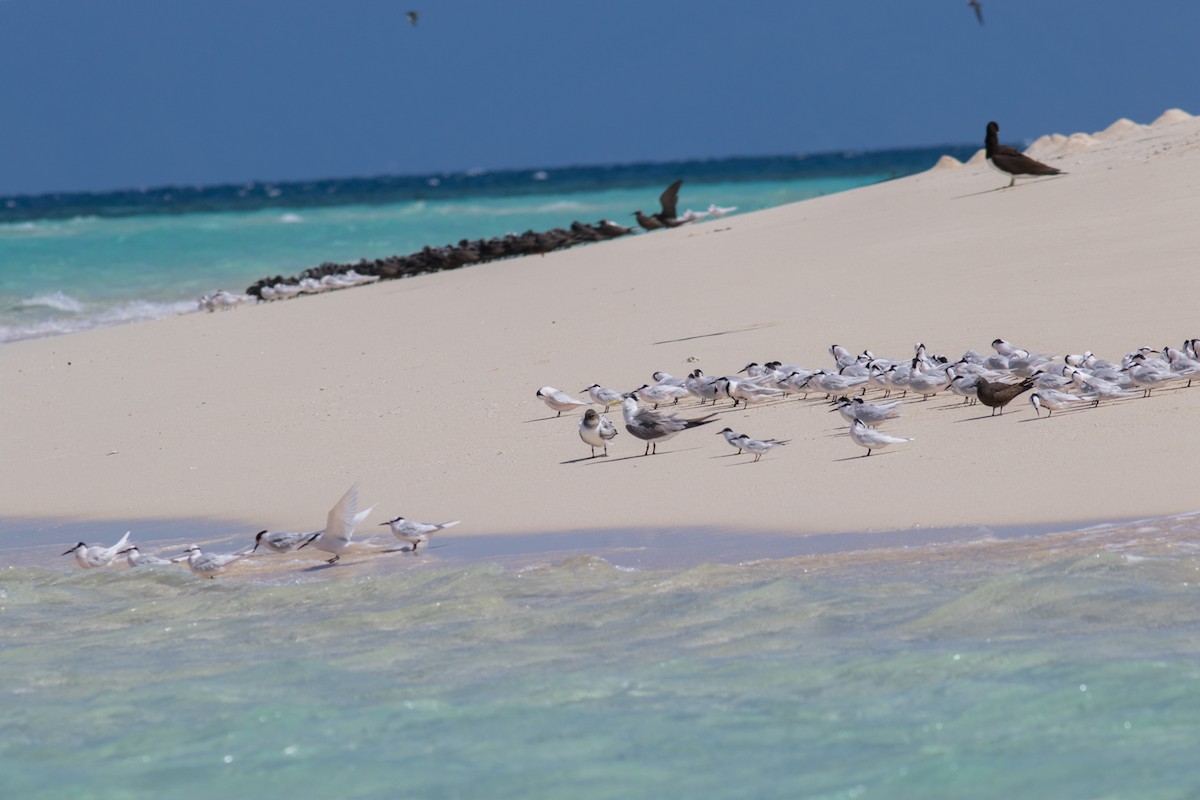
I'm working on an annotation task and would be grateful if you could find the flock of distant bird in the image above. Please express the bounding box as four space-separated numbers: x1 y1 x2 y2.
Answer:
538 336 1200 462
203 179 735 309
61 484 460 578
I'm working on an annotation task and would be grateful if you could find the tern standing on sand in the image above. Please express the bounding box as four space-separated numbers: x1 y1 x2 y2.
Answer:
622 394 717 455
848 419 912 457
536 386 591 417
579 408 618 457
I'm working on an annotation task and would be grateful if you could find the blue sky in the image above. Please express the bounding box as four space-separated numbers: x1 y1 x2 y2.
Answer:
2 0 1198 195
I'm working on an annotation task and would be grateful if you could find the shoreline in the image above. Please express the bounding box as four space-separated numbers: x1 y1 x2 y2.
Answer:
7 510 1192 576
2 110 1199 545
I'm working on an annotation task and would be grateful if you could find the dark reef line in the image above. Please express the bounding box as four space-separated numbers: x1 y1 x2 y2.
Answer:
243 218 634 299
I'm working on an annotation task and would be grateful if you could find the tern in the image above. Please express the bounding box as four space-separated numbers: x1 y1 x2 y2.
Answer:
848 419 913 457
582 383 626 409
622 394 716 455
296 483 377 564
1029 390 1087 417
633 382 690 408
733 434 789 463
832 396 902 425
118 546 177 567
380 517 461 552
179 544 253 579
579 408 618 457
536 386 591 417
62 531 132 569
252 529 319 554
717 427 746 454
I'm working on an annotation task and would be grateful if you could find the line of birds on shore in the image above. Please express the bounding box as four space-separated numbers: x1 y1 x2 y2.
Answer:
539 336 1200 462
204 180 734 310
60 484 461 578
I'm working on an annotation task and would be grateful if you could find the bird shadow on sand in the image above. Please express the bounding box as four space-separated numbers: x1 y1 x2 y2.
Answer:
525 414 582 423
652 321 778 345
952 412 1022 422
584 447 704 464
951 174 1069 200
833 451 900 462
561 454 612 464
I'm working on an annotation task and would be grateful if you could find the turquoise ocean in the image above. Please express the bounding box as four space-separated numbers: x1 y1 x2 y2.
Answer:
4 149 1199 798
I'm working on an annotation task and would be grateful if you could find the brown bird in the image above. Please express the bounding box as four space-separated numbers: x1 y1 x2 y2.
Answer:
985 121 1063 188
975 375 1036 416
968 0 984 26
632 179 684 230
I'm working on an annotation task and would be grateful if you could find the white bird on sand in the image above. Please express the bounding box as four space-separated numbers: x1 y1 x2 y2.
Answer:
118 546 177 567
1029 390 1088 417
732 434 789 463
622 394 717 455
536 386 591 417
1125 357 1177 397
579 408 619 457
634 382 690 408
717 427 745 454
252 529 319 554
807 369 870 396
684 370 723 404
61 531 132 569
832 396 902 425
178 543 254 579
848 419 912 457
297 483 376 564
199 289 251 312
379 517 461 552
583 383 626 409
717 377 786 406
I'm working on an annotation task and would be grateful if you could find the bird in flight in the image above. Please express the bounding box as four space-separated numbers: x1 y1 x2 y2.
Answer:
968 1 983 26
406 10 419 27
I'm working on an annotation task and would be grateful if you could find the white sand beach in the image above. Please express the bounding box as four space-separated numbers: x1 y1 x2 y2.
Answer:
3 111 1198 543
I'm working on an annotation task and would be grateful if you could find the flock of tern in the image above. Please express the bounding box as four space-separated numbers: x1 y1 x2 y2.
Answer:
538 336 1200 462
198 269 380 312
60 484 461 578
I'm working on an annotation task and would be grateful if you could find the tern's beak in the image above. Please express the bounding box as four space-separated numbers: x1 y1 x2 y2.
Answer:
60 547 76 556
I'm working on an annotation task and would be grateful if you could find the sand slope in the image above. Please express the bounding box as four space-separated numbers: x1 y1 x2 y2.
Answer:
2 111 1198 539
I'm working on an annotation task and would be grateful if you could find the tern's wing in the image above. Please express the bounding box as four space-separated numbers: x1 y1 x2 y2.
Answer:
324 483 361 546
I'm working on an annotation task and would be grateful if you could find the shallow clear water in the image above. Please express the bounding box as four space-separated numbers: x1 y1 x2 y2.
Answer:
5 515 1200 799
